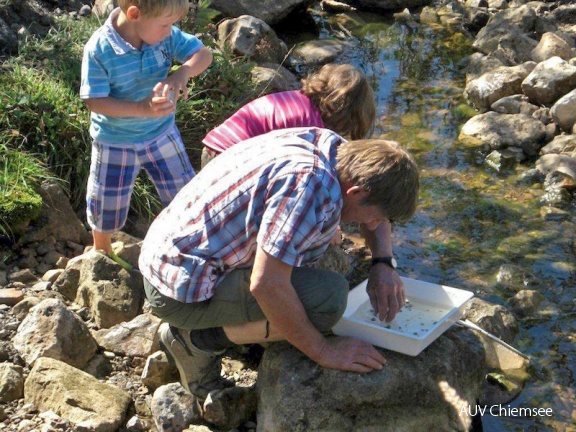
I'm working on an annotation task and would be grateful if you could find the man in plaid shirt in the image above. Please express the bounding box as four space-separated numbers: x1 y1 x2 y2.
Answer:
139 126 420 403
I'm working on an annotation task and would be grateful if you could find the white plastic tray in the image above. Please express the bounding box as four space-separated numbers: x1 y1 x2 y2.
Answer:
332 277 474 356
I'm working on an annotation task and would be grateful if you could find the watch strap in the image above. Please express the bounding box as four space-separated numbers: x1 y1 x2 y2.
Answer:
371 256 396 269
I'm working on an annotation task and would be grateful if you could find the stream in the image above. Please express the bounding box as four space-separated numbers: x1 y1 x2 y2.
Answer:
281 6 576 432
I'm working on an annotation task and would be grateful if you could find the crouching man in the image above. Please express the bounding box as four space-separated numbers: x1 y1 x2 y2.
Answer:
138 127 420 402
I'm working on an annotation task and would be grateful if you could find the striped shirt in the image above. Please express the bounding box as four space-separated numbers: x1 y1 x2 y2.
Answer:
80 7 205 145
202 90 324 153
139 127 345 303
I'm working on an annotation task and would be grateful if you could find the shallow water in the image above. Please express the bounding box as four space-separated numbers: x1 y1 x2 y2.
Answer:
287 7 576 431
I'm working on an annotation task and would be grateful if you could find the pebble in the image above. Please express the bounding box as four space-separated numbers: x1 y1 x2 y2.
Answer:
0 288 24 306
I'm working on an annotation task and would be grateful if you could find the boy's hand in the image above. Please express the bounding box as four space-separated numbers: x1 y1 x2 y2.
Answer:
162 69 190 102
139 83 177 117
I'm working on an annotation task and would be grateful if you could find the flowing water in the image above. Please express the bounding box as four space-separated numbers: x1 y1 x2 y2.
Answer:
282 7 576 431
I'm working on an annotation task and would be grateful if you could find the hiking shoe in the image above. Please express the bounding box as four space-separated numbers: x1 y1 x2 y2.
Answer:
158 322 233 400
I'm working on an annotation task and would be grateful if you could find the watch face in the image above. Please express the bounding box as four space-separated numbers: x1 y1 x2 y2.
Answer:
391 257 397 269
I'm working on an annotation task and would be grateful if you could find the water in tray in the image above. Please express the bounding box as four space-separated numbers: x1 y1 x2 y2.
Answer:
351 298 453 338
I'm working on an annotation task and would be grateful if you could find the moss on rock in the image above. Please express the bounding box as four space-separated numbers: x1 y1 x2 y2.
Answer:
0 188 43 235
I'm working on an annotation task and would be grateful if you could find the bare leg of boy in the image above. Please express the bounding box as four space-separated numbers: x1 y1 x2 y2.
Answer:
92 230 133 270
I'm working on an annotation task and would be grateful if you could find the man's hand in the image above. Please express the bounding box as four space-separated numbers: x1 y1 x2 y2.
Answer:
366 263 405 322
314 336 386 372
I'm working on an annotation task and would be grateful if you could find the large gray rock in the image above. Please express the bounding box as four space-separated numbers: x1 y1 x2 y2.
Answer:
19 181 89 245
92 313 161 357
459 112 547 156
251 63 300 94
210 0 313 25
521 56 576 106
462 52 505 81
491 94 539 116
151 383 202 432
461 297 519 344
352 0 432 12
54 250 144 329
0 363 24 403
25 357 131 432
464 62 535 111
217 15 288 64
473 21 537 65
540 134 576 155
532 32 574 63
13 298 97 369
257 329 485 432
289 39 351 68
488 4 538 34
536 153 576 182
551 88 576 132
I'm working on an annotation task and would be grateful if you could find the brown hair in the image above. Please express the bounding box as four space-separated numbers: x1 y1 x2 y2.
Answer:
301 63 376 140
118 0 189 17
336 139 419 223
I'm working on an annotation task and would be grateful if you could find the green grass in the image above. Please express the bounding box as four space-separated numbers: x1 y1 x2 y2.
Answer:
0 133 61 238
0 3 261 237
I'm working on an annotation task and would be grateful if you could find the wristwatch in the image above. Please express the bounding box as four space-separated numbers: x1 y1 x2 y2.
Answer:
371 256 397 269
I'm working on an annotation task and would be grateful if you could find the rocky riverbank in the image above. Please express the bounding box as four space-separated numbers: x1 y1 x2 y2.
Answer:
1 0 575 431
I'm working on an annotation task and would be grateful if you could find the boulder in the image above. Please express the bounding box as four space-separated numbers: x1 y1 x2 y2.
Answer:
536 153 576 182
0 363 24 403
521 56 576 106
19 181 89 246
257 329 485 432
464 62 535 111
289 39 351 69
92 313 161 357
54 250 144 329
217 15 288 64
13 298 98 369
461 52 505 81
25 357 131 432
351 0 432 12
151 383 202 432
539 134 576 155
459 112 546 156
461 297 519 344
251 63 300 94
491 94 539 115
532 32 574 63
210 0 313 25
473 21 537 65
551 88 576 132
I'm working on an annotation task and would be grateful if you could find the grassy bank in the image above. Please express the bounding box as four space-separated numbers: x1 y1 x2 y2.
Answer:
0 3 259 239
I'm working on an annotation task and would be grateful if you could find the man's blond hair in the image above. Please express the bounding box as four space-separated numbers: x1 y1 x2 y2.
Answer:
118 0 190 17
301 63 376 140
336 139 419 223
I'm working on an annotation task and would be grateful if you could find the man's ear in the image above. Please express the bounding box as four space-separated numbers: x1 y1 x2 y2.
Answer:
126 5 141 21
344 185 364 195
344 185 369 200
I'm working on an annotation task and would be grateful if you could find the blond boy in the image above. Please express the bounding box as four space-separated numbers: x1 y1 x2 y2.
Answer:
80 0 212 267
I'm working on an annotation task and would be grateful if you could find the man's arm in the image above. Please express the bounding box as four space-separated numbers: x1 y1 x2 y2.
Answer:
250 246 385 372
361 220 406 322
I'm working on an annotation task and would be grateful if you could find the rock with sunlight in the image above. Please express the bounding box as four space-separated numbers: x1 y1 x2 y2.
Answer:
25 357 131 432
459 111 547 156
257 329 485 432
210 0 312 25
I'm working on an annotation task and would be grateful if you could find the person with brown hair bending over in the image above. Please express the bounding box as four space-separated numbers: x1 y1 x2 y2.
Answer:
200 63 377 166
139 126 420 405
